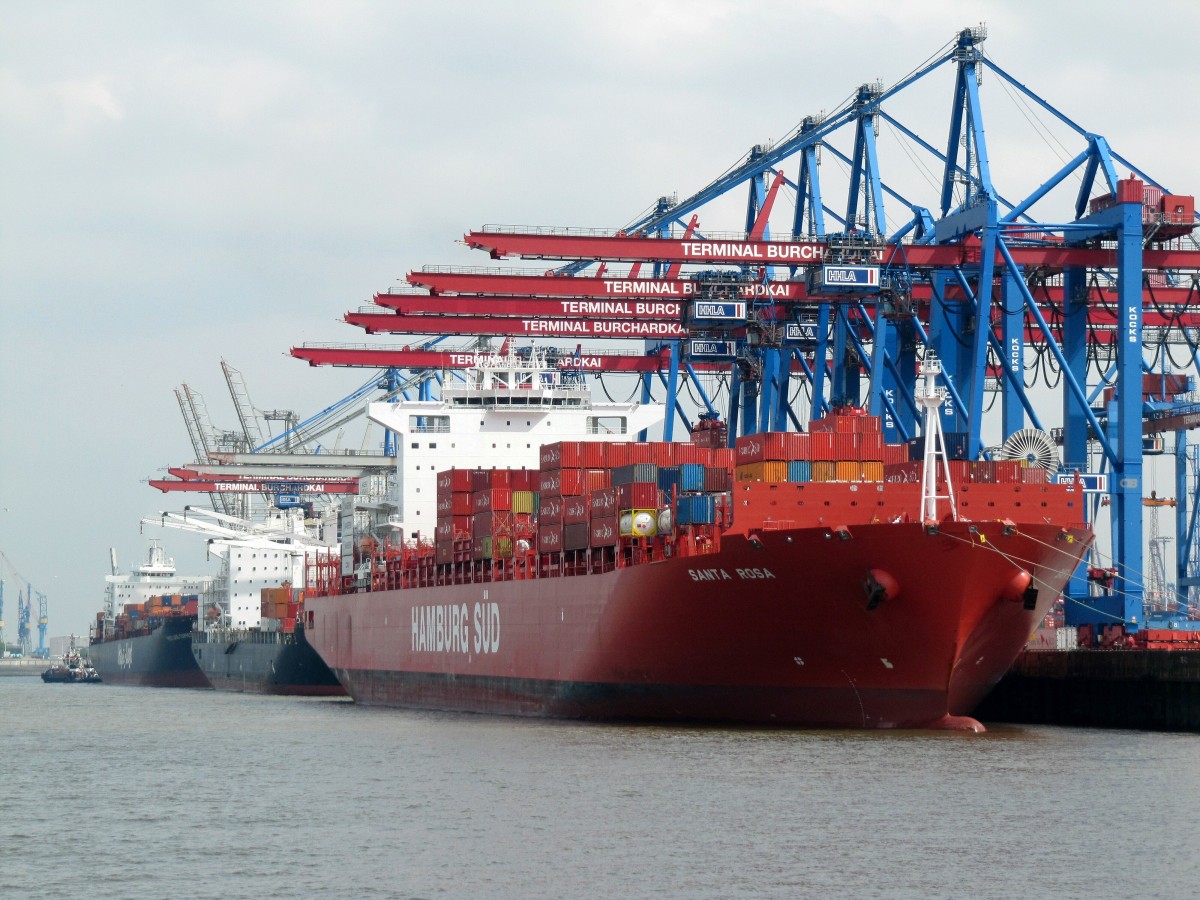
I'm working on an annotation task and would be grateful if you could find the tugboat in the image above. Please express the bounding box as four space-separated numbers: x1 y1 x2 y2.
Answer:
41 639 102 683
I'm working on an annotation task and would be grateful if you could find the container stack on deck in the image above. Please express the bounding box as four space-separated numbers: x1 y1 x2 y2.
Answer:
99 593 200 640
353 408 1064 591
260 583 301 633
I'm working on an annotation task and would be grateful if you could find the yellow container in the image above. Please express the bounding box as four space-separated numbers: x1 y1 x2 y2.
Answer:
835 461 859 481
735 461 789 483
512 491 537 515
861 461 884 482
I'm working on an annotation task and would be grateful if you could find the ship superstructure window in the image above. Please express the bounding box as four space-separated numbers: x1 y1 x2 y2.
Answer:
588 416 627 434
410 415 449 433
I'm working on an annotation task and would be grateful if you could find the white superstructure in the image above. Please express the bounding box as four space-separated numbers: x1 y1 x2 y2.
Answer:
365 347 665 540
139 507 330 628
104 541 217 619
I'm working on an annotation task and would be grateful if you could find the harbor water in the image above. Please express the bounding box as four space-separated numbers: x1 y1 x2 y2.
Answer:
2 679 1196 899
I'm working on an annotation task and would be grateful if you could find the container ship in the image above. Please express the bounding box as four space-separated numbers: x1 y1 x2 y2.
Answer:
191 582 343 696
90 532 343 695
302 352 1093 731
89 542 213 687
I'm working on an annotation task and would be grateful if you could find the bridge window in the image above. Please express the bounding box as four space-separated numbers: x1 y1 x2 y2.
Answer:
587 416 627 434
410 415 450 433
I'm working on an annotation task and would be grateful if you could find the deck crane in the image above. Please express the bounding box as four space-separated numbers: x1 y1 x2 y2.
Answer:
289 27 1200 644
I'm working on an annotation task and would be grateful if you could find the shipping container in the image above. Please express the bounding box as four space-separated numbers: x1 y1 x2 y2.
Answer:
589 488 619 518
616 481 661 510
735 461 789 483
563 522 590 551
563 495 589 525
702 465 732 492
611 463 658 485
787 460 812 483
436 468 475 495
676 494 717 525
539 494 564 523
588 516 619 547
511 490 538 515
537 524 563 554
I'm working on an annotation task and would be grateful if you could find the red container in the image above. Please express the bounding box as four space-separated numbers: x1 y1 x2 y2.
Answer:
537 524 563 554
651 442 676 466
437 493 474 517
833 432 859 459
589 516 618 547
601 442 625 467
563 522 589 551
510 469 535 492
540 441 605 470
627 443 656 464
858 433 884 461
702 465 732 492
883 443 907 465
584 468 611 493
538 469 561 495
790 432 812 459
557 468 586 496
673 443 709 465
472 488 512 513
590 488 618 518
1116 176 1144 204
513 512 537 538
1020 466 1048 484
472 510 514 538
471 468 513 491
713 448 736 468
539 494 564 523
810 432 837 461
436 469 474 495
563 495 589 525
616 482 659 510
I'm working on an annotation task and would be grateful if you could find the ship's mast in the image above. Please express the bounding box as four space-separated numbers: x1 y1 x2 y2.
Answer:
917 354 957 525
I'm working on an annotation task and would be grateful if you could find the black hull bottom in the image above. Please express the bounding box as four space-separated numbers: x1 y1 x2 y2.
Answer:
193 626 344 697
89 617 210 689
333 668 972 730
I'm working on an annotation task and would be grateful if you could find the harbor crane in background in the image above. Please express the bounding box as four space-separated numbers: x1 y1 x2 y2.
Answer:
17 584 31 657
35 591 48 659
288 26 1200 644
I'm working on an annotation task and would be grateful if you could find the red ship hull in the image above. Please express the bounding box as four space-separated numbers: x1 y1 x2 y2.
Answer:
305 519 1090 729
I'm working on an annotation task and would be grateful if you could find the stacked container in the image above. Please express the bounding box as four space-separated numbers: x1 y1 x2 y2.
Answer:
435 468 476 565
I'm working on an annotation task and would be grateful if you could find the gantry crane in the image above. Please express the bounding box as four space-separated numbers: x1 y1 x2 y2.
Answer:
287 27 1200 640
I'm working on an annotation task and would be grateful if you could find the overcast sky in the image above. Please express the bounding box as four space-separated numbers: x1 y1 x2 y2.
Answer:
2 1 1198 638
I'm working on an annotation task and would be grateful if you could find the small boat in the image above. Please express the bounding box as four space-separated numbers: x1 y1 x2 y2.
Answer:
41 641 102 683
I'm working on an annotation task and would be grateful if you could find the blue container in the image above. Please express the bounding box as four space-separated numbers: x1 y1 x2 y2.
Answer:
676 493 716 525
657 466 681 493
678 463 706 493
787 460 812 483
